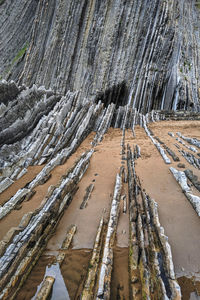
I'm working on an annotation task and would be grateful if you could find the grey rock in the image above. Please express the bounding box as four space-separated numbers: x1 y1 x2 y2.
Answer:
177 163 185 168
184 169 200 192
0 177 14 193
0 1 200 112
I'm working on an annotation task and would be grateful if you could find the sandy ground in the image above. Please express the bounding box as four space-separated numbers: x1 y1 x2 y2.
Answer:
1 121 200 299
0 165 43 205
15 255 55 300
134 121 200 296
16 250 92 300
0 132 96 240
110 247 130 299
178 276 200 300
46 128 130 251
137 121 200 278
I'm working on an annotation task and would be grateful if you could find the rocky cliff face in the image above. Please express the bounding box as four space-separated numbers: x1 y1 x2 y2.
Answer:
1 2 200 299
0 0 200 112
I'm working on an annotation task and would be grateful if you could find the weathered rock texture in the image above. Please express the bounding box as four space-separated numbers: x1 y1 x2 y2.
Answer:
0 1 200 299
0 149 93 299
0 0 200 112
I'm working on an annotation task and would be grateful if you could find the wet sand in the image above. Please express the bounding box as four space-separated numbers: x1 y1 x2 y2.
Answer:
0 132 96 241
61 249 92 299
135 122 200 279
0 165 43 205
17 247 130 300
1 122 200 299
16 250 92 300
46 128 130 251
178 276 200 300
110 247 130 300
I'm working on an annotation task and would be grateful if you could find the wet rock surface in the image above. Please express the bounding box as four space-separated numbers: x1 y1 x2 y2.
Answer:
0 121 199 299
0 1 200 299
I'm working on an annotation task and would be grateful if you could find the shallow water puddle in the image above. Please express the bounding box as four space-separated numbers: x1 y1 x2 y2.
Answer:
16 256 54 299
32 263 70 300
190 292 200 300
16 249 92 299
16 246 131 299
61 249 92 299
178 276 200 300
111 247 129 299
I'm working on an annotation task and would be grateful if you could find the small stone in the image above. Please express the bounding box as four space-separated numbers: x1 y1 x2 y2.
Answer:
15 204 22 210
117 283 124 291
131 276 139 284
177 163 185 168
168 132 174 137
122 229 126 234
39 173 52 185
19 212 33 228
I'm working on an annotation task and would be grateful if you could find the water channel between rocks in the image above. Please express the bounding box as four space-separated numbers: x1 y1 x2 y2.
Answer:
1 123 200 299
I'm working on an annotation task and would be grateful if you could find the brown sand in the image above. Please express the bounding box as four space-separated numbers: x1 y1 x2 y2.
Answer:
61 249 92 299
135 122 200 280
15 255 54 300
17 247 130 300
2 122 200 299
46 128 130 251
16 250 92 300
0 165 43 205
177 276 200 300
110 247 130 300
0 132 96 240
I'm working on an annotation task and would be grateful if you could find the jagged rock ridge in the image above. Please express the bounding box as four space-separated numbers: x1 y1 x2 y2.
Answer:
0 0 200 112
0 80 200 298
0 1 200 299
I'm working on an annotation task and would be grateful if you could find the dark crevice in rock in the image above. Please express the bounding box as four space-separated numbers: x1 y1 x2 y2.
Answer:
95 82 128 109
1 0 199 112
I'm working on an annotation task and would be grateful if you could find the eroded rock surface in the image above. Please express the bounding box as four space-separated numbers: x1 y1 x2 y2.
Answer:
0 1 200 299
0 0 200 112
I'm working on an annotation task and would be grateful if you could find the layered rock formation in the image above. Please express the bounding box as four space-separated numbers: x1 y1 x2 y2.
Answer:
0 0 200 112
1 1 200 299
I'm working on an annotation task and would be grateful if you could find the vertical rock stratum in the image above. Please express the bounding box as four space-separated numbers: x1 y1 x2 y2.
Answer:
0 0 200 112
0 1 200 299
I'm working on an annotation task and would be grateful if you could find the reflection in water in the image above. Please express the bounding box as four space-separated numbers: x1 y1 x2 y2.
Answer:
32 263 70 300
17 250 91 300
190 292 200 300
178 276 200 300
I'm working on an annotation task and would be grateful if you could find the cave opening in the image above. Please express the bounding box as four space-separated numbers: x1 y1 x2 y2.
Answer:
95 82 128 108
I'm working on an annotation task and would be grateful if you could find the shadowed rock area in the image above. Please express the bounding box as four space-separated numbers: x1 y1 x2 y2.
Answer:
1 0 200 112
0 1 200 299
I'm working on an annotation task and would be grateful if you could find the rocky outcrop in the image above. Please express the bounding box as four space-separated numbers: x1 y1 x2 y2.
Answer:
0 1 200 299
0 84 58 146
170 167 200 217
127 145 181 299
0 149 93 299
0 0 200 112
1 87 198 298
0 0 38 81
0 80 199 205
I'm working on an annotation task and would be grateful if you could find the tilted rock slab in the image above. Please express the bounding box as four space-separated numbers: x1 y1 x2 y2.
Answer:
0 149 93 299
